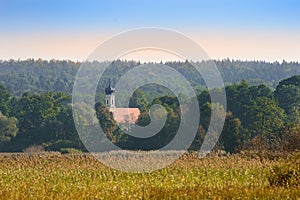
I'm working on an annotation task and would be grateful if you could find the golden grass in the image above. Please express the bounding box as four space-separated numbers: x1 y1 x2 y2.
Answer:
0 152 299 199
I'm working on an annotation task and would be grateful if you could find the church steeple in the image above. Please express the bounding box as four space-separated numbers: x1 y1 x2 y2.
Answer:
105 79 115 95
104 79 140 124
105 79 115 111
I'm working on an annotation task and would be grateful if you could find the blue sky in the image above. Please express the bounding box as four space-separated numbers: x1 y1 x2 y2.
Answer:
0 0 300 61
1 0 300 32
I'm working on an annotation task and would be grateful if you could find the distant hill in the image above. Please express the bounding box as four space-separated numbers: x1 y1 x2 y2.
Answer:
0 59 299 96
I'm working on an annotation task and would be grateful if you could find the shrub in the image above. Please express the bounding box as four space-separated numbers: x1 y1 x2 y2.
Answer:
282 126 300 152
23 145 45 153
45 140 79 151
59 148 82 154
268 152 300 187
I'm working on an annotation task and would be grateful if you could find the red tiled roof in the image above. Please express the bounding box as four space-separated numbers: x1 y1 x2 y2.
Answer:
112 108 140 123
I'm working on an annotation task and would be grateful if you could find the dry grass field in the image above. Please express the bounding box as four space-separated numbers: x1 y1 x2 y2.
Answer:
0 152 299 199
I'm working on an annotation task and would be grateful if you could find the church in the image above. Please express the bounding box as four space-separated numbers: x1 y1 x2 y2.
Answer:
105 84 140 124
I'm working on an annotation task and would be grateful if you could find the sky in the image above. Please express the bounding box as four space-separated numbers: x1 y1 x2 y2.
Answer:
0 0 300 61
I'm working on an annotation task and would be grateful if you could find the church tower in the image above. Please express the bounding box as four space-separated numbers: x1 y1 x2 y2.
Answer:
105 82 115 112
104 81 140 124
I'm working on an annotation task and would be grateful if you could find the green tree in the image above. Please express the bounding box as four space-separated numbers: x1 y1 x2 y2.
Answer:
15 92 69 135
0 111 18 144
124 97 180 150
221 112 242 153
129 89 149 112
189 125 206 151
0 84 11 116
199 102 211 131
95 103 117 142
275 76 300 116
225 80 249 121
246 97 286 139
9 92 75 150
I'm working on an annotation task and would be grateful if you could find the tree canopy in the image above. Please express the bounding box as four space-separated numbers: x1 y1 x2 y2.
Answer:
0 61 300 153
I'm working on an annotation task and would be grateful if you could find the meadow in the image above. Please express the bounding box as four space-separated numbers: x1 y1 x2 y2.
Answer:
0 152 299 200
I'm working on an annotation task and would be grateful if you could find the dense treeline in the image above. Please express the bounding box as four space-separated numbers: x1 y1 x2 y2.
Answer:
1 59 300 96
96 76 300 153
0 59 79 96
0 74 300 153
0 88 83 152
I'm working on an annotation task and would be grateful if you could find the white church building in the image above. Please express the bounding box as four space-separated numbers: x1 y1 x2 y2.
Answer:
105 84 140 124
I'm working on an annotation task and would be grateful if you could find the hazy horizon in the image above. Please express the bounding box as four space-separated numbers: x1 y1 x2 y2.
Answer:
0 58 299 64
1 0 300 61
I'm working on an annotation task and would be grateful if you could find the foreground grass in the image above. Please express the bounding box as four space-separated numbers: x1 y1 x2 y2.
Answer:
0 152 299 199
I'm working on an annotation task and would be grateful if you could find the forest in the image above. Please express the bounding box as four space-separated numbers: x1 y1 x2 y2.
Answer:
1 59 300 96
0 59 300 154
